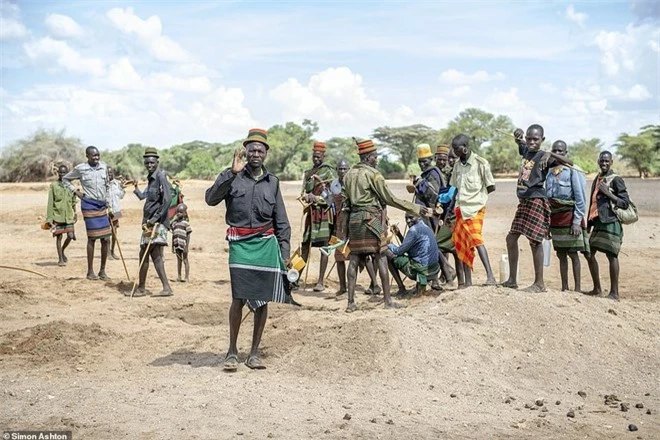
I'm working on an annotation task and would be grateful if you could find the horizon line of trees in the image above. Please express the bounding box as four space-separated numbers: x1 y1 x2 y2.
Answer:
1 108 658 182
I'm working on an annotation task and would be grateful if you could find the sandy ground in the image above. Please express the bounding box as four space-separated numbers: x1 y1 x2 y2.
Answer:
1 177 659 439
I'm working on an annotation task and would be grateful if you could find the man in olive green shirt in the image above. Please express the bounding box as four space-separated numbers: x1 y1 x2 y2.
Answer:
449 134 497 287
342 139 431 312
46 164 77 266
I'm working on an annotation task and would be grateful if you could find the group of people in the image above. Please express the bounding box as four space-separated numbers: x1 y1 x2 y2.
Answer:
44 125 632 371
44 146 193 296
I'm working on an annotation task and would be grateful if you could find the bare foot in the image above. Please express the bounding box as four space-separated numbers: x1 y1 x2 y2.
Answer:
521 284 547 293
431 280 443 291
394 288 407 298
62 255 68 263
384 300 405 309
457 283 470 290
484 277 497 286
128 287 148 297
177 277 183 282
98 272 110 281
313 283 325 293
111 252 120 260
582 289 601 296
607 292 620 301
58 260 66 267
345 302 357 313
500 280 518 289
152 289 173 297
334 289 346 297
86 272 99 281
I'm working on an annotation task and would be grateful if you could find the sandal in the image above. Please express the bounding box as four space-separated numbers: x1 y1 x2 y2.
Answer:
223 354 239 371
245 355 266 370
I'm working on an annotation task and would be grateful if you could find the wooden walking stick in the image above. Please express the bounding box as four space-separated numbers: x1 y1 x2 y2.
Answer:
0 265 48 278
108 214 130 281
131 223 159 297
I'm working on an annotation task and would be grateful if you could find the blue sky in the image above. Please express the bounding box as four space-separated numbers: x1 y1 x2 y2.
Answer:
1 0 658 150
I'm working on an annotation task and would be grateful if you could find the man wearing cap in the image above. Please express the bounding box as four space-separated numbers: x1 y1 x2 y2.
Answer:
300 141 338 292
63 145 112 280
341 138 431 312
132 147 173 297
206 128 295 371
434 144 459 285
450 134 497 287
435 145 452 186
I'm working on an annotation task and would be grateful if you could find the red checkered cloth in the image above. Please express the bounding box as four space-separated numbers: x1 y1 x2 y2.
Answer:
452 207 486 269
510 198 550 244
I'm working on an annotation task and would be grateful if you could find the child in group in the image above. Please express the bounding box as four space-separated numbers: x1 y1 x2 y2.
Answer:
46 164 77 266
171 203 192 282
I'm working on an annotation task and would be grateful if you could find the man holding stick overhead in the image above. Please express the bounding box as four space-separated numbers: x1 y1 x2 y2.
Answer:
206 128 294 370
300 141 337 292
131 147 173 297
341 138 431 312
502 125 562 292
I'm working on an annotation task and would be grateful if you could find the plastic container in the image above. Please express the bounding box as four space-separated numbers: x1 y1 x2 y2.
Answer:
499 254 509 283
542 239 552 267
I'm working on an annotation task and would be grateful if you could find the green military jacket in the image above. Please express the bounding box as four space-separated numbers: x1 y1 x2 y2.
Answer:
342 162 420 214
46 180 76 224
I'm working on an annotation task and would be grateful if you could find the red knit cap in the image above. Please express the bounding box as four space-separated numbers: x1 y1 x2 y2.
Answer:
313 141 326 153
356 139 376 155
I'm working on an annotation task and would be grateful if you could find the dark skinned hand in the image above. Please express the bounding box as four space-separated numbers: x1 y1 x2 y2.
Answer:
231 148 246 175
570 223 581 236
513 128 524 140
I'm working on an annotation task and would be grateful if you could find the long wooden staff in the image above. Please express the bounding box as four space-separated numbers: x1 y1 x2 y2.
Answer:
0 265 48 278
108 214 130 281
495 128 586 174
131 224 158 297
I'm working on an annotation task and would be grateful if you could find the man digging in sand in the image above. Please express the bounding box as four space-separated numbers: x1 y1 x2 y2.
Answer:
205 128 295 371
341 138 431 312
132 147 173 297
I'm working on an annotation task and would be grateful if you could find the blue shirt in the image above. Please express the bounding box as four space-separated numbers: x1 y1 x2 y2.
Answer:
545 165 587 226
389 220 438 266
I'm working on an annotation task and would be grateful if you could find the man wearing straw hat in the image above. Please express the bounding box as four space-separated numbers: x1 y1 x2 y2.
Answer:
341 138 431 312
408 143 444 289
206 128 295 370
300 141 337 292
131 147 173 297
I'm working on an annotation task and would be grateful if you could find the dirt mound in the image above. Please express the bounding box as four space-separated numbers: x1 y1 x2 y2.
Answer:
141 301 226 327
0 320 116 363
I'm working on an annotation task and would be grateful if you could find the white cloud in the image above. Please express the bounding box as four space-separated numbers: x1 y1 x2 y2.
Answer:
540 82 558 93
45 13 84 39
450 86 471 97
594 24 658 77
270 67 388 132
24 37 105 76
106 58 143 90
148 73 213 93
606 84 652 101
0 2 27 40
106 7 190 63
439 69 505 85
566 5 588 28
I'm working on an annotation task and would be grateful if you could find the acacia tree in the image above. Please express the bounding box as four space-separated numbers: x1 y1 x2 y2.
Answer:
568 138 603 174
0 129 85 182
265 119 319 180
615 128 660 177
372 124 439 173
439 108 516 174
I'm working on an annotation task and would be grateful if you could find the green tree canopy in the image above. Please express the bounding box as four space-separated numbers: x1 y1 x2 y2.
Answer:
439 108 516 174
566 138 603 174
615 128 660 177
265 119 319 180
0 128 85 182
372 124 439 173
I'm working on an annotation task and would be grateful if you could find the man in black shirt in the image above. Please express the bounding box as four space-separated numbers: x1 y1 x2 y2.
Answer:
205 128 294 371
502 124 557 293
132 147 173 297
